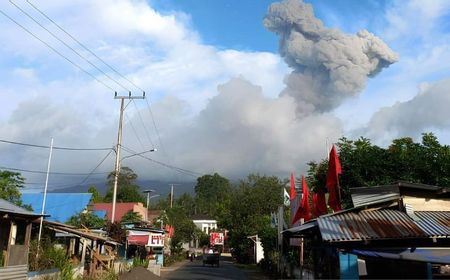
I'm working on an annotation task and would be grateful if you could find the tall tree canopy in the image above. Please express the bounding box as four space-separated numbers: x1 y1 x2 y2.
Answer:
307 133 450 207
104 167 145 203
0 170 26 207
194 173 231 219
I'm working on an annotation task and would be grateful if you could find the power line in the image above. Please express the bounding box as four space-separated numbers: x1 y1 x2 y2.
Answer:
121 146 201 177
77 149 114 186
26 0 146 93
0 138 113 151
145 98 167 158
125 113 147 152
0 9 115 91
10 0 130 92
132 99 155 147
0 165 109 176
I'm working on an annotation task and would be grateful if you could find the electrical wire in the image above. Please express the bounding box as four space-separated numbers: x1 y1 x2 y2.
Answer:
0 138 113 151
77 149 114 185
10 0 130 92
125 113 147 152
0 165 109 176
26 0 146 93
132 99 155 147
0 9 115 91
121 146 201 177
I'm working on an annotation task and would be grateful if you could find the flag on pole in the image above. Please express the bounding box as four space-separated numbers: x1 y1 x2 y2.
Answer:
292 175 311 224
284 188 290 207
289 172 298 225
312 190 327 217
326 145 342 212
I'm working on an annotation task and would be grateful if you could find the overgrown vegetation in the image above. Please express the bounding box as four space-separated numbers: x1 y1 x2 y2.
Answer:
28 239 74 280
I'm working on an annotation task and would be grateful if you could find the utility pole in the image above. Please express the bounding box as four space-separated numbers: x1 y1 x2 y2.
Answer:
37 138 54 255
111 92 144 223
169 183 179 208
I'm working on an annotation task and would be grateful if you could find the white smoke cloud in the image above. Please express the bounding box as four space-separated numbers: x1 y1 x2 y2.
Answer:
0 0 400 187
264 0 398 114
361 78 450 142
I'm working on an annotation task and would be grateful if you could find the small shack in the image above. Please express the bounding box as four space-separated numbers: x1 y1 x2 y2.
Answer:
284 182 450 279
43 220 120 277
0 199 42 279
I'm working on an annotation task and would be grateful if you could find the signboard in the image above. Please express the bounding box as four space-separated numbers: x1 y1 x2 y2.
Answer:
210 232 224 246
147 232 164 247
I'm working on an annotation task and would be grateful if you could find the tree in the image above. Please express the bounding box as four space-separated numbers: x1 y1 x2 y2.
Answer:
0 170 27 207
220 174 284 263
66 211 105 228
121 210 142 223
194 173 232 219
104 167 145 203
165 206 196 253
88 186 103 203
307 133 450 208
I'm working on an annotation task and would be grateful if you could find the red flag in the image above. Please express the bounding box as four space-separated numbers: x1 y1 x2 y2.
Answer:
289 172 297 200
292 176 311 223
326 145 342 211
312 190 327 217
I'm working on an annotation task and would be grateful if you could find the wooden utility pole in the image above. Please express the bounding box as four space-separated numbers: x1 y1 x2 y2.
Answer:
111 92 144 223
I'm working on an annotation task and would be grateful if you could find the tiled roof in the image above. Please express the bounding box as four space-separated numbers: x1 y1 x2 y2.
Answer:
94 203 136 221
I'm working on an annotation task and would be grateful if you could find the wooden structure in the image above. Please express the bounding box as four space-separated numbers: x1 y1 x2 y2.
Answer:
44 220 119 277
0 198 42 279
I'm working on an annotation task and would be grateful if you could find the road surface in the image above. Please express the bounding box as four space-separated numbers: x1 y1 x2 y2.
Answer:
161 255 265 280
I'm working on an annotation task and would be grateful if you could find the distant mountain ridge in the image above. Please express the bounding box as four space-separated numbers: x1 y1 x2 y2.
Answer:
48 179 196 199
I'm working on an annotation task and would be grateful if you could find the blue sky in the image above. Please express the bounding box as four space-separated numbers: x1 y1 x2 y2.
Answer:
0 0 450 186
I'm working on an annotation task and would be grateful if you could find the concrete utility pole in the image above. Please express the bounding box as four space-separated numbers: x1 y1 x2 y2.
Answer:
169 183 179 208
111 92 144 223
38 138 54 248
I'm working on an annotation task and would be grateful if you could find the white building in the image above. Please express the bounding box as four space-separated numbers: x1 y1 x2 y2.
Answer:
191 214 217 234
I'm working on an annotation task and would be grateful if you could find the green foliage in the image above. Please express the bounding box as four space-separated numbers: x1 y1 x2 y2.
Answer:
194 173 232 219
28 239 74 280
132 257 149 268
220 174 283 263
88 186 103 203
165 206 196 251
0 170 27 206
104 167 145 203
66 211 106 228
307 133 450 208
120 210 142 223
105 221 126 242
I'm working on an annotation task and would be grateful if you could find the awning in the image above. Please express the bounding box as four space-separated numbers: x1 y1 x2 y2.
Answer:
127 235 149 245
283 220 318 235
351 248 450 264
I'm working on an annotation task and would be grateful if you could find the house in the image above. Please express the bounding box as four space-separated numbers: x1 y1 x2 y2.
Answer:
284 182 450 279
0 198 42 278
191 214 217 234
21 193 93 223
93 202 147 222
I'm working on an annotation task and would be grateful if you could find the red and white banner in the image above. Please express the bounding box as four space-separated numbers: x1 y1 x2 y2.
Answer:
209 232 224 246
147 232 164 247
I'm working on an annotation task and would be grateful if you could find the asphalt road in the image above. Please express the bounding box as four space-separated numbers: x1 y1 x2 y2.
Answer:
161 255 249 280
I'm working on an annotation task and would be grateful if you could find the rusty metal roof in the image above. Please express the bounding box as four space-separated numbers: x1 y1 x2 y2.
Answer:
317 209 433 242
415 211 450 238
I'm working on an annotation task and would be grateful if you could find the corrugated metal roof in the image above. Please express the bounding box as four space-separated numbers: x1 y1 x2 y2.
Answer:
350 185 400 208
0 198 41 217
415 211 450 238
21 193 92 222
318 209 429 242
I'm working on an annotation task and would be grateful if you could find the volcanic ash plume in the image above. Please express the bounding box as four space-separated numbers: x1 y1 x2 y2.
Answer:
264 0 398 115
